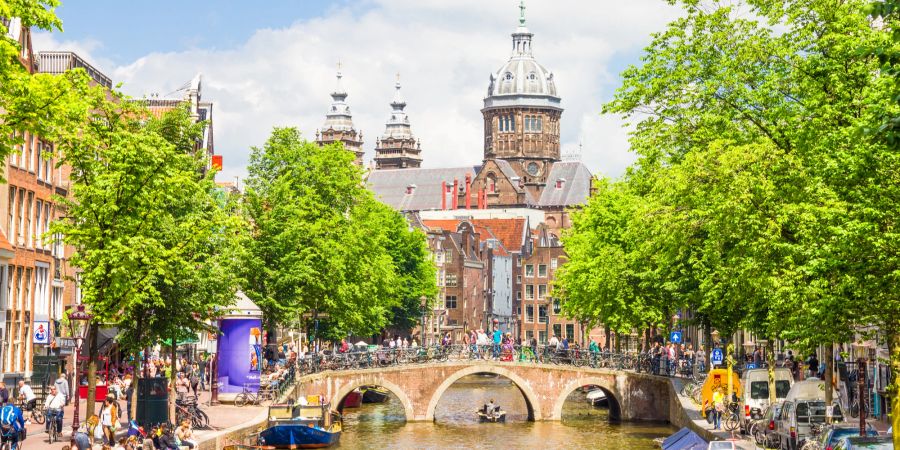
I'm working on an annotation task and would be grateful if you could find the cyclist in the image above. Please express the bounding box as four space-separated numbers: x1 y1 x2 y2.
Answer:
15 381 36 420
0 401 25 450
44 385 66 436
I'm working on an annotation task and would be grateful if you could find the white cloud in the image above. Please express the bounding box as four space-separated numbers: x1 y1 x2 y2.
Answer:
33 0 681 181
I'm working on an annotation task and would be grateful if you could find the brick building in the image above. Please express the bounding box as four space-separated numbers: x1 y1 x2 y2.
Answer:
0 24 108 376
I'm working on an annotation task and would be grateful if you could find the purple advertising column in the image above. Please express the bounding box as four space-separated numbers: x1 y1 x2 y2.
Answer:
217 318 262 393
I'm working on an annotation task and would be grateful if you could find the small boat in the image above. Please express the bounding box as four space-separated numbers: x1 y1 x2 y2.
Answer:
361 386 389 403
586 389 608 407
476 405 507 423
341 389 362 408
259 397 342 448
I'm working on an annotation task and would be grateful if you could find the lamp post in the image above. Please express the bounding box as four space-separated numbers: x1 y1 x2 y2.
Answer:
419 296 427 347
68 304 92 433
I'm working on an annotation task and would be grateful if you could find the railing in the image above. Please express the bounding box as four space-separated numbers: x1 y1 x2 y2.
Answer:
282 345 710 379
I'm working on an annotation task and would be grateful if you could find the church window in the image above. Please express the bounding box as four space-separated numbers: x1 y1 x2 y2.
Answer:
528 72 537 81
505 72 513 81
487 174 497 193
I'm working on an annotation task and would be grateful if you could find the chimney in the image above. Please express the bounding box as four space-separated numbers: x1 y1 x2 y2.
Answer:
452 178 459 209
465 173 472 209
441 181 447 210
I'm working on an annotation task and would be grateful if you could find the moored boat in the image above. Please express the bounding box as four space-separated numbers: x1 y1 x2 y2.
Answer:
361 386 389 403
259 397 342 448
341 389 363 408
586 388 608 407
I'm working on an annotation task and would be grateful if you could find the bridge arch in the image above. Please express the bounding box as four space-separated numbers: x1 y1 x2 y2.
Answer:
330 376 415 421
424 364 544 421
551 376 622 421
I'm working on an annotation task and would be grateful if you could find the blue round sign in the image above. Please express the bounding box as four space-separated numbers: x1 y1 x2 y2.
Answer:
711 348 724 365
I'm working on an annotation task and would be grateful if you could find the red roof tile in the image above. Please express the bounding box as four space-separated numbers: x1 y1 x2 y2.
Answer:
422 218 525 253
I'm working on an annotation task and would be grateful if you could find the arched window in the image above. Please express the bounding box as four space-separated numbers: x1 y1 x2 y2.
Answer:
505 72 514 81
487 173 497 193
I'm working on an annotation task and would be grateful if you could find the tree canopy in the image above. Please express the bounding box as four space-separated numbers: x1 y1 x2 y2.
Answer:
242 128 436 341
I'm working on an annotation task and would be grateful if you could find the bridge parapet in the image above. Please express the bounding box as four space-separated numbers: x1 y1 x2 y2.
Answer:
290 361 671 422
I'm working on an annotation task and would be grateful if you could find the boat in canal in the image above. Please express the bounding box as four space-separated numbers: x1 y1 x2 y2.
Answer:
586 388 608 407
361 386 389 403
259 397 342 448
342 389 363 408
476 405 507 423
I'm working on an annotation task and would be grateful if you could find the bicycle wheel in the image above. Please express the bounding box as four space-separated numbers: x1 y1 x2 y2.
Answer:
196 408 210 429
49 421 57 443
724 412 740 431
234 392 249 407
33 408 45 424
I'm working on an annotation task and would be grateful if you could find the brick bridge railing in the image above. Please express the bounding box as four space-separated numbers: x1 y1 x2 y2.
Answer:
288 360 674 422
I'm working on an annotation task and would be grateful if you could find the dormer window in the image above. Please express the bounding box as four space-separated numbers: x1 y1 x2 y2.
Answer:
406 184 416 194
528 72 537 81
556 178 566 189
504 72 514 81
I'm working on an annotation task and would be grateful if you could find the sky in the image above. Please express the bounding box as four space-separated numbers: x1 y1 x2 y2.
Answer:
33 0 683 182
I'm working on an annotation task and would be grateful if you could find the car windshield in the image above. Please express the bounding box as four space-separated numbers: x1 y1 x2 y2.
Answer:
750 381 769 399
829 428 877 443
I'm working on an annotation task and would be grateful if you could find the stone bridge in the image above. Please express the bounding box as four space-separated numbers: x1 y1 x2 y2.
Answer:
290 361 673 422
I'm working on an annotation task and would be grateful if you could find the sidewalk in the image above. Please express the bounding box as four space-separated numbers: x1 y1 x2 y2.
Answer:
21 387 264 449
670 377 759 450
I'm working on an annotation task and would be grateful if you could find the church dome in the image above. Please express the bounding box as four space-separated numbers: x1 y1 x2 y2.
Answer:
484 2 561 110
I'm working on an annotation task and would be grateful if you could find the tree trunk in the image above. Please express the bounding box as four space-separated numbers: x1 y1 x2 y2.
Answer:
604 325 611 351
130 351 140 422
824 342 834 424
888 328 899 449
168 332 177 424
767 338 777 404
86 325 99 418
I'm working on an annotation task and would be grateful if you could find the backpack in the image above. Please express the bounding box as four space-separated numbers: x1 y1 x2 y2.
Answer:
0 405 16 428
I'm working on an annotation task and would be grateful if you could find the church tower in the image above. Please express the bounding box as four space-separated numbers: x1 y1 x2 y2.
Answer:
374 75 423 170
316 65 364 165
482 0 562 196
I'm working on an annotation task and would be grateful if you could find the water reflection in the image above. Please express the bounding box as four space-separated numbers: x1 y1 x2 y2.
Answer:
339 374 675 449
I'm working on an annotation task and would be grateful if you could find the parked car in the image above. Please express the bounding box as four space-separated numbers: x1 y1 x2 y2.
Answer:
817 424 879 450
739 367 793 432
707 440 739 450
774 379 844 450
833 435 894 449
752 403 783 449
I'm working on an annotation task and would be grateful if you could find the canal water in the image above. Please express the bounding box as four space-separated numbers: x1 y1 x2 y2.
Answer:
338 374 676 449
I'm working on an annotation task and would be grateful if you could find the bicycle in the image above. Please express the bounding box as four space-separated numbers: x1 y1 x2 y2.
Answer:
45 408 62 444
722 401 741 432
19 400 43 425
800 423 827 450
234 383 276 407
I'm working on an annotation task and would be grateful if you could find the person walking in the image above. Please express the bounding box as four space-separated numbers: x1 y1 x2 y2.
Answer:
0 382 9 406
189 363 200 398
98 396 119 445
55 372 71 405
491 326 503 360
711 388 725 430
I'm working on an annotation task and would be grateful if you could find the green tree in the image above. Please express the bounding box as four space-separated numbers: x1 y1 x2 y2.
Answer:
243 129 406 343
563 0 899 418
49 83 241 415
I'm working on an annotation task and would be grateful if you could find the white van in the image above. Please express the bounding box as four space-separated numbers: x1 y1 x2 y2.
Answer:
739 368 793 431
774 378 843 450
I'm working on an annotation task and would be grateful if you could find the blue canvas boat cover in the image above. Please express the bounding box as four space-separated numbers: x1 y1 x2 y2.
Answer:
662 427 708 450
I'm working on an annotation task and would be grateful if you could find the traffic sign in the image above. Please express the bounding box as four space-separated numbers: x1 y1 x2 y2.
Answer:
669 331 683 344
711 348 724 365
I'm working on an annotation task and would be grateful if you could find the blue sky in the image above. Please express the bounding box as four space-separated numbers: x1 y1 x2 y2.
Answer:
37 1 682 180
54 1 350 64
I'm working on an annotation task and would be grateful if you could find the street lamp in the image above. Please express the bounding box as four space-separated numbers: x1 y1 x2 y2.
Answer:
68 304 92 433
420 296 428 347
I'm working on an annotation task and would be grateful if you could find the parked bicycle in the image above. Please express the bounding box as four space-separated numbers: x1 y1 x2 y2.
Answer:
235 383 276 407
